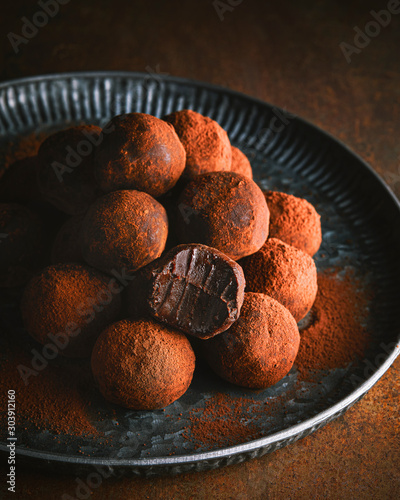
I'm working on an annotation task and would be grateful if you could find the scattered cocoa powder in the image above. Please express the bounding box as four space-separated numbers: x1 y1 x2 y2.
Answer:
182 393 265 448
0 342 99 436
296 268 372 381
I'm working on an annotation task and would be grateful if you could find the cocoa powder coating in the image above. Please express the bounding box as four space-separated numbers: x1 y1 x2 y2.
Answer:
200 292 300 389
175 171 270 260
240 238 318 321
91 318 196 410
230 146 253 179
94 113 186 197
37 125 103 215
21 263 121 358
164 109 232 179
264 190 322 256
80 189 168 275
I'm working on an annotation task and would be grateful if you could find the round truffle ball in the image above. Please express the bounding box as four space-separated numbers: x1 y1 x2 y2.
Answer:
21 263 121 358
200 293 300 389
51 215 84 264
0 203 46 287
264 191 322 256
37 125 103 215
164 109 232 179
91 318 196 410
93 113 186 197
230 146 253 179
240 238 318 321
175 171 269 260
80 190 168 275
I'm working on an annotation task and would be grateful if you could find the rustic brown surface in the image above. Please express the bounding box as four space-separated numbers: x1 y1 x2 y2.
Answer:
1 0 400 498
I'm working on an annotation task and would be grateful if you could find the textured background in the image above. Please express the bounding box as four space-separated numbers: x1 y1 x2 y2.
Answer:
0 0 399 498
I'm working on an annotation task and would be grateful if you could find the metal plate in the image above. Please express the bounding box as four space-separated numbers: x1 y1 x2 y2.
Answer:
0 72 399 477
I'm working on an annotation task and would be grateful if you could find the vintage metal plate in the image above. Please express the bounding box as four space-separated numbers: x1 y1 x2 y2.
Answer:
0 72 399 477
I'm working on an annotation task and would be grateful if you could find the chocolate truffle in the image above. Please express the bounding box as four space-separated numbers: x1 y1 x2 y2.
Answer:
91 318 196 410
80 190 168 275
126 244 246 339
93 113 186 197
264 190 322 256
0 156 42 204
240 238 318 321
200 293 300 389
0 203 46 287
164 109 232 179
175 171 270 260
37 125 103 215
230 146 253 179
21 263 121 358
51 215 84 264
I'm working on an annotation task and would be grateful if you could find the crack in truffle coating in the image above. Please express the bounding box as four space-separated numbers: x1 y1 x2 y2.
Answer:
91 318 196 410
200 292 300 389
37 125 103 215
126 244 246 339
80 189 168 275
239 238 318 322
21 263 122 358
264 190 322 256
93 113 186 197
164 109 232 179
175 171 270 260
230 146 253 179
0 203 46 287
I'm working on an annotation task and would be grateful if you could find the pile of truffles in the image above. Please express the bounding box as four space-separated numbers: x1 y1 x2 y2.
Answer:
0 110 322 411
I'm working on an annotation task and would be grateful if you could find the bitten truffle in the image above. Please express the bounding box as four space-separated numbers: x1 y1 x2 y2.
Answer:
164 109 232 179
0 203 46 287
21 263 121 358
240 238 318 321
264 190 322 256
230 146 253 179
175 171 269 260
80 190 168 275
126 244 246 339
94 113 186 197
37 125 103 215
91 318 196 410
51 215 84 264
200 293 300 389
